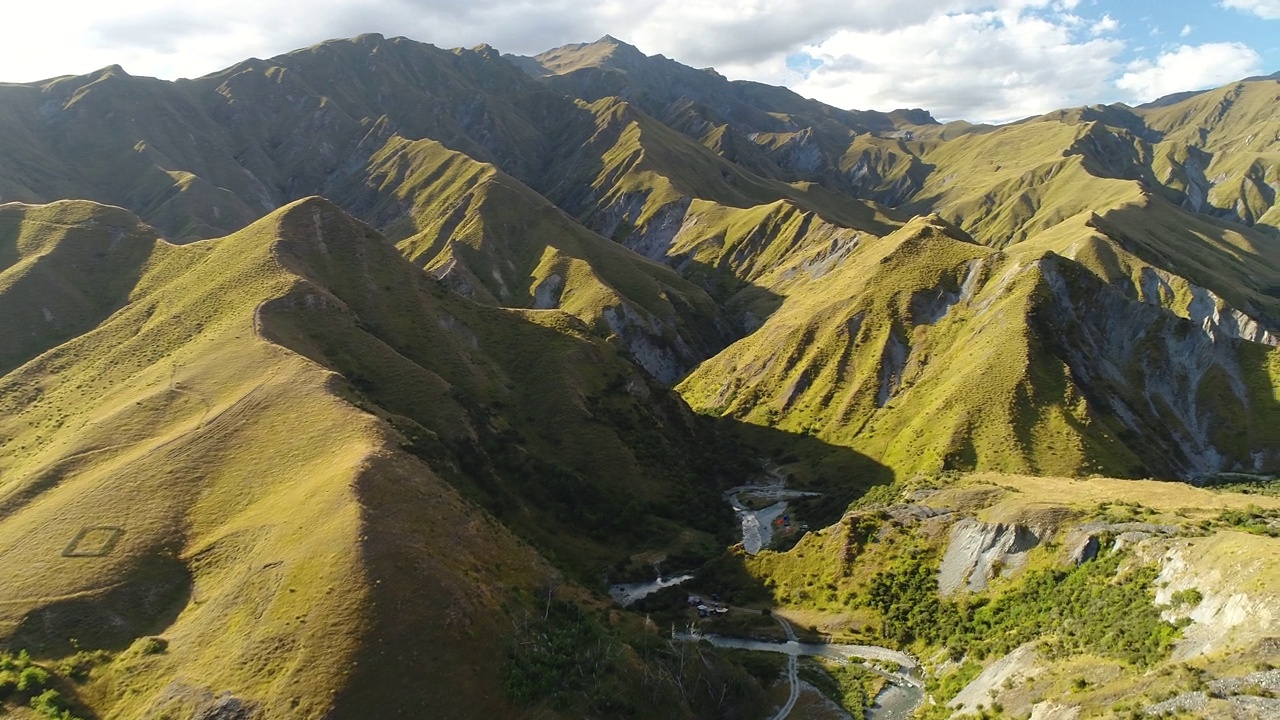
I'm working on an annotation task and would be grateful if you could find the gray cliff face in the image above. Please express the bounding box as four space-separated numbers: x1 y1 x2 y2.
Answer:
1035 256 1273 478
617 197 693 263
602 304 694 385
937 518 1043 596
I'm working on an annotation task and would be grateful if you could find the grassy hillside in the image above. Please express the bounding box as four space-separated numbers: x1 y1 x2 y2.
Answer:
680 209 1278 479
736 473 1280 718
0 201 160 375
0 199 770 719
333 133 733 381
0 34 1276 720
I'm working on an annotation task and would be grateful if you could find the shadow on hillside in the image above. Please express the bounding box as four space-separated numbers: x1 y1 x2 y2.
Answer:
1092 200 1280 326
7 552 191 658
715 415 896 524
0 214 157 377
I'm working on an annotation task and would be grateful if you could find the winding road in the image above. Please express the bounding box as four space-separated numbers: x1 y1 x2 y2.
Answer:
771 615 801 720
677 612 923 720
630 462 925 719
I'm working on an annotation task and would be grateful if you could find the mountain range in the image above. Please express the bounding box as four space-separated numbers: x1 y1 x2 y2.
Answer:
0 33 1276 719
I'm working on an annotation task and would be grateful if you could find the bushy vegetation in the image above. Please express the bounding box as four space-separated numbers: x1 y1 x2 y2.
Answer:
800 660 878 720
504 601 628 713
923 661 983 712
504 600 769 718
1206 478 1280 497
866 559 964 648
867 550 1180 667
0 651 85 720
1213 506 1280 537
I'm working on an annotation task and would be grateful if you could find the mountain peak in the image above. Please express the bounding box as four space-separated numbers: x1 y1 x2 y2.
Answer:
94 64 130 80
529 35 649 76
888 108 939 126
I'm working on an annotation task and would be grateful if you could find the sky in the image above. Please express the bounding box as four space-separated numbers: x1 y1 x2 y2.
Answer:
2 0 1277 123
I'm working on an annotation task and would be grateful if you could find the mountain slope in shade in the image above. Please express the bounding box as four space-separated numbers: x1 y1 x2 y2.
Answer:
0 198 768 718
0 34 1274 481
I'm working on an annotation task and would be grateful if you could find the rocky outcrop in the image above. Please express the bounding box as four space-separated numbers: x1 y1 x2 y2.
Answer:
938 518 1043 596
1144 671 1280 718
602 303 695 384
1036 255 1265 477
948 643 1042 715
1061 522 1178 565
1029 702 1081 720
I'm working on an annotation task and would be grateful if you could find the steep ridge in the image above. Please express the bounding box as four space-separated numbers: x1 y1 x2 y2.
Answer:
538 94 905 293
0 36 760 378
680 212 1278 479
0 200 160 374
0 199 748 718
1140 76 1280 233
330 134 732 381
516 35 930 191
0 34 571 241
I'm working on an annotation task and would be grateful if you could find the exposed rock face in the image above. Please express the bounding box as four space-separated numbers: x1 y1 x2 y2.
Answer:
531 272 563 309
948 643 1042 715
1029 702 1082 720
1143 672 1280 719
602 303 694 384
1135 534 1280 662
1037 256 1265 477
1061 522 1178 565
937 518 1042 596
1064 532 1100 565
1186 283 1280 346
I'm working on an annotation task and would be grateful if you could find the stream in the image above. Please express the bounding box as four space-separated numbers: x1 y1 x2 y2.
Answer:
608 573 694 607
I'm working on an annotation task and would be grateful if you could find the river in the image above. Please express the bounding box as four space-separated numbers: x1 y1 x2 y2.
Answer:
676 626 925 720
608 573 695 607
614 467 927 718
725 481 821 555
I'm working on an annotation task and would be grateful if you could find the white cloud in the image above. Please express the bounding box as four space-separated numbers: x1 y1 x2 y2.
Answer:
1221 0 1280 19
0 1 1267 125
785 8 1125 123
1180 24 1194 37
1116 43 1262 101
1091 14 1119 35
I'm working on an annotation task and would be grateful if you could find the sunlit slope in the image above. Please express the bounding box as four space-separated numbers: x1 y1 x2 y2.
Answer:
334 134 733 381
0 200 160 375
0 202 376 716
679 213 1279 479
519 35 922 190
1140 76 1280 234
903 120 1150 247
0 198 730 718
541 96 905 291
742 473 1280 717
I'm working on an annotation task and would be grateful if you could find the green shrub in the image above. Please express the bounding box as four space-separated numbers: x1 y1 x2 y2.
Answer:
16 665 50 693
868 550 1180 667
57 650 112 682
29 688 85 720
